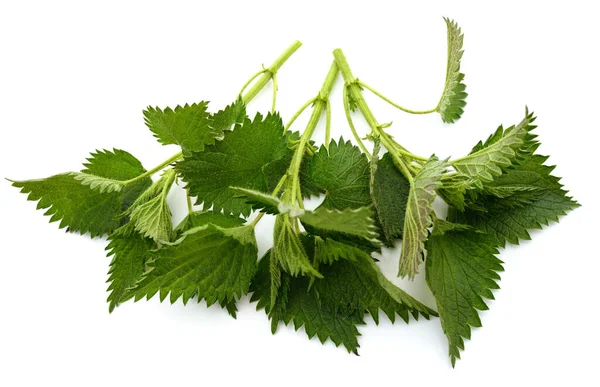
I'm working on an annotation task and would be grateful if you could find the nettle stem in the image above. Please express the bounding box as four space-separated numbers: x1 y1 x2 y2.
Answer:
122 152 183 185
358 81 437 115
333 49 415 182
119 41 303 199
241 40 303 104
287 60 339 204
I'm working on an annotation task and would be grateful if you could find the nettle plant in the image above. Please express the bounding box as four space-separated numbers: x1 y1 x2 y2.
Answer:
10 19 578 366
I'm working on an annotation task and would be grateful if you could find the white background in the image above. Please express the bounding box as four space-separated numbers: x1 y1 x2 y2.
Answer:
1 1 598 386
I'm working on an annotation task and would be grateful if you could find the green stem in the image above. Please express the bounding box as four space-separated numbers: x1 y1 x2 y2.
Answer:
271 72 278 112
324 98 332 147
359 81 437 115
249 212 265 228
122 42 301 192
285 97 316 131
378 129 428 163
343 86 371 158
160 169 177 199
288 60 339 203
241 40 303 104
333 49 414 182
239 68 267 98
122 152 183 185
186 189 193 213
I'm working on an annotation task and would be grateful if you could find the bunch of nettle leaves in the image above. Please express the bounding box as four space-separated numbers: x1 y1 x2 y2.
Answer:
10 19 578 366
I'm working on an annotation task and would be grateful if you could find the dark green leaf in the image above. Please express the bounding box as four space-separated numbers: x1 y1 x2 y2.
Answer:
451 154 579 246
106 223 154 312
143 101 219 153
313 238 437 324
250 251 364 354
426 227 503 367
370 152 410 245
300 137 371 209
178 112 293 216
124 224 258 307
11 149 151 237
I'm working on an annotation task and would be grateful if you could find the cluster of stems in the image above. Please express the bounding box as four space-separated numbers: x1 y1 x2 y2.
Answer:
117 40 463 229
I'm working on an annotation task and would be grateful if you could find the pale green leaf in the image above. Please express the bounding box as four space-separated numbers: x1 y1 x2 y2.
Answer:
451 154 580 246
230 187 284 215
436 18 467 123
271 214 322 279
452 111 536 188
399 156 448 279
70 172 124 193
174 210 245 236
127 169 177 242
300 206 380 244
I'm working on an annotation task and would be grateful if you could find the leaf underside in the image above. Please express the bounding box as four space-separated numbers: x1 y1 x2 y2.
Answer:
450 153 579 247
436 18 467 123
399 156 448 279
452 111 537 189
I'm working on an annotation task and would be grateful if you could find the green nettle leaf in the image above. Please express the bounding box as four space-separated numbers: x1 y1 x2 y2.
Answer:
70 172 125 193
126 169 177 243
300 137 371 210
124 223 258 311
399 157 448 279
426 227 503 367
299 138 381 252
144 101 220 153
272 214 322 279
174 210 245 236
451 154 580 246
313 238 437 324
370 152 411 246
105 223 154 313
230 187 284 215
7 36 580 365
436 173 473 211
210 97 246 133
313 236 370 265
250 250 365 354
177 112 294 216
436 18 467 123
300 206 380 244
11 149 151 237
251 235 436 354
452 111 537 188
